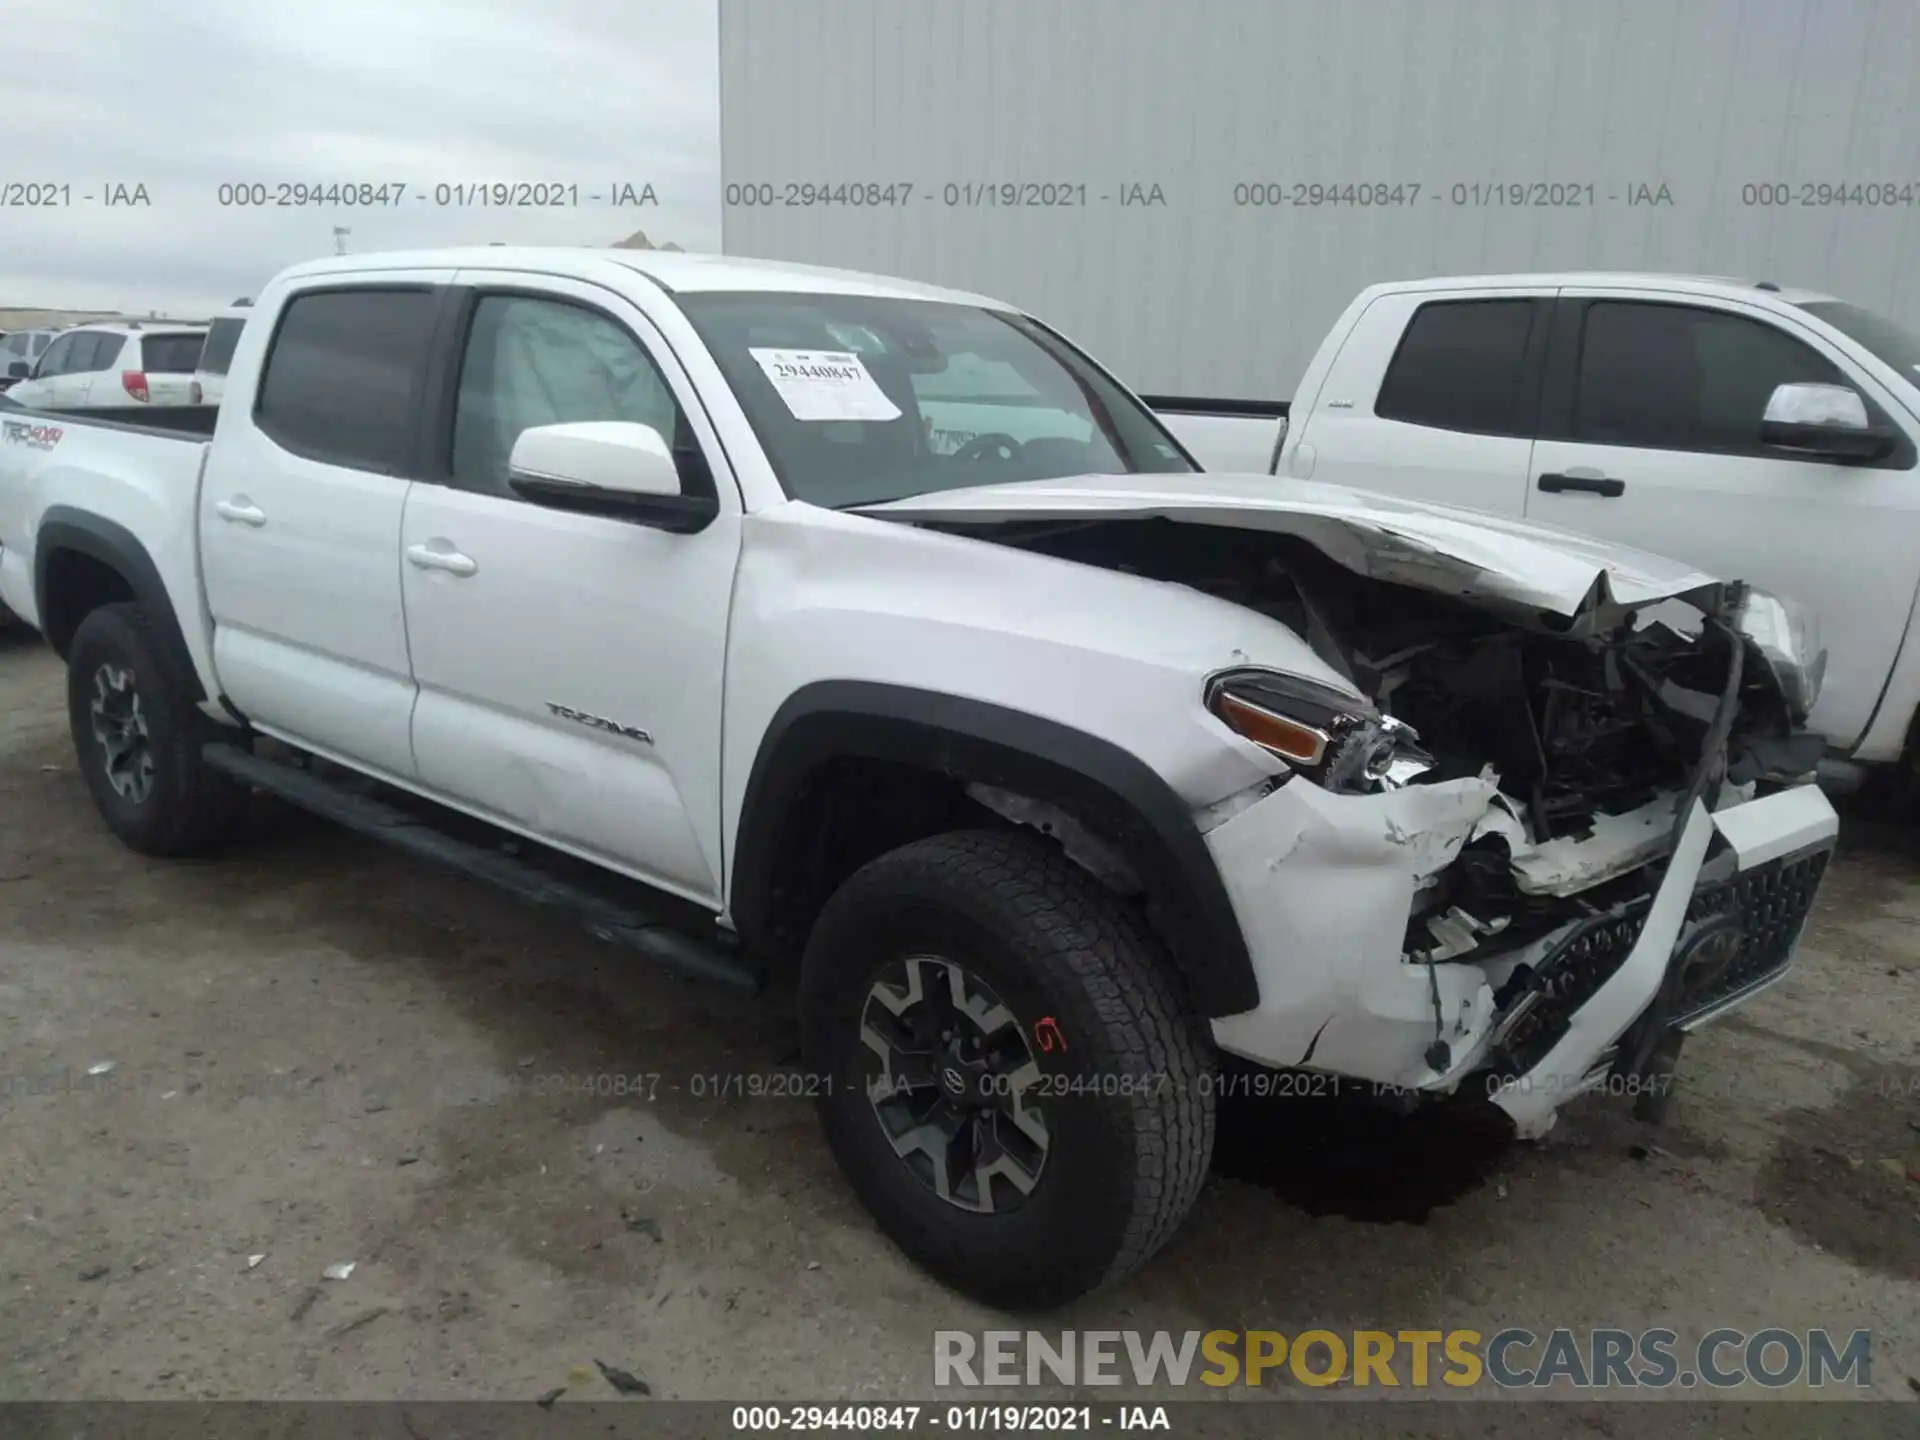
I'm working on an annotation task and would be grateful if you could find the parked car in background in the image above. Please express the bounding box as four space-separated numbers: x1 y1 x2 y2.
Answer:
190 300 253 406
6 322 207 409
0 246 1837 1309
1 327 65 392
1166 273 1920 794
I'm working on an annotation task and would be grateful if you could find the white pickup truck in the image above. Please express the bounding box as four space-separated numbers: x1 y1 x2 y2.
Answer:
0 248 1838 1310
1170 273 1920 791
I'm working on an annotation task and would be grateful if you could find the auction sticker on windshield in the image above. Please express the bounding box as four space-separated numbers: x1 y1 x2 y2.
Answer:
749 347 902 422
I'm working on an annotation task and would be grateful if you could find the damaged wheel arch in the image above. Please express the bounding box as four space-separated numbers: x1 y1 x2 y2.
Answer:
729 680 1261 1017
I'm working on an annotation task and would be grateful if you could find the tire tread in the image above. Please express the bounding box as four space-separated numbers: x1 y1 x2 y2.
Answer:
803 827 1216 1307
67 602 247 857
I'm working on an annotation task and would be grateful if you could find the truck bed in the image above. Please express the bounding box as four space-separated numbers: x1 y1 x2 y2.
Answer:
1145 396 1288 474
0 399 218 643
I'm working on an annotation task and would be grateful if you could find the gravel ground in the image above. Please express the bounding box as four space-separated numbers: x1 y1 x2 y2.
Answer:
0 631 1915 1426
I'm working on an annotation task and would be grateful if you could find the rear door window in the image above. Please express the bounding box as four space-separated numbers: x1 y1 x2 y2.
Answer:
141 333 206 374
255 288 440 473
81 334 126 372
1374 299 1541 436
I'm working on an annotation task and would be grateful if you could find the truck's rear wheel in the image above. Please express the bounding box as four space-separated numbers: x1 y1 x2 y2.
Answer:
66 603 248 857
799 829 1216 1310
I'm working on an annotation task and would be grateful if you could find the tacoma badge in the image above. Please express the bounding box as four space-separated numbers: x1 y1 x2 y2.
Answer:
545 702 653 745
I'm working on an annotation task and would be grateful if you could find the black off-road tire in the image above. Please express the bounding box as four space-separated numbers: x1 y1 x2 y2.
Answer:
799 828 1217 1311
66 602 248 857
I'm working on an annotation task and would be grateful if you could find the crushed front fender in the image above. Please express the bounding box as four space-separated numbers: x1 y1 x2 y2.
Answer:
1204 773 1506 1091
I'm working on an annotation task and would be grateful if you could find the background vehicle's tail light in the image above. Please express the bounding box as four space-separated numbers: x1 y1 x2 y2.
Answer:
121 371 150 402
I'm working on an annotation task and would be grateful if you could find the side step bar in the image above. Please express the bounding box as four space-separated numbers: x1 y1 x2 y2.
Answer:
202 743 762 994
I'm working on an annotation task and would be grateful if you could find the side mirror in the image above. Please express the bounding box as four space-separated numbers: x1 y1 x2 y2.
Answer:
1759 382 1898 462
6 361 27 380
506 421 717 532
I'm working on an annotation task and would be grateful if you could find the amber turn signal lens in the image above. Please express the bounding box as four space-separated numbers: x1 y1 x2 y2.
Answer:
1213 691 1330 765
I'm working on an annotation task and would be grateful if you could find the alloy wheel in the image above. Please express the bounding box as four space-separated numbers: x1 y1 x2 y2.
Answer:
89 663 155 804
859 954 1050 1213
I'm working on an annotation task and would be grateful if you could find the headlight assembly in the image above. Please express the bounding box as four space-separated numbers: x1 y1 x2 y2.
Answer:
1204 667 1426 792
1735 588 1826 724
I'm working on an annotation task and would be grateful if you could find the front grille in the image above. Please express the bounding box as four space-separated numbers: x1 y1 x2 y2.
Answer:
1535 910 1646 1012
1491 838 1832 1073
1669 844 1831 1026
1494 908 1651 1074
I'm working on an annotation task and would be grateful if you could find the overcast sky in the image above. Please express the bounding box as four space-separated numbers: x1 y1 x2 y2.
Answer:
0 0 720 314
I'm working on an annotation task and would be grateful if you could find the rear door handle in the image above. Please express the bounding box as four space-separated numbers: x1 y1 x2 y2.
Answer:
214 498 267 526
1537 472 1625 498
406 541 478 578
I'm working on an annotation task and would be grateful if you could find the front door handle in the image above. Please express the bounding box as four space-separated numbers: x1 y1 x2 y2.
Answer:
1537 471 1626 498
406 541 478 578
214 498 267 526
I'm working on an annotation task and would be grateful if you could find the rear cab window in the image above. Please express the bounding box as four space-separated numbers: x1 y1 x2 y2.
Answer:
254 288 441 473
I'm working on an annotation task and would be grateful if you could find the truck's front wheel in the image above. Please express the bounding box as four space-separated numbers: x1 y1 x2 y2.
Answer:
66 603 248 857
799 829 1217 1310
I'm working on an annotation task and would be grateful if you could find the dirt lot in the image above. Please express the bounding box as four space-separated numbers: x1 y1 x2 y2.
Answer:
1 630 1916 1420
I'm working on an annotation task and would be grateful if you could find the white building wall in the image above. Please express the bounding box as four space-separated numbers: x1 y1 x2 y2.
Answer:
721 0 1920 397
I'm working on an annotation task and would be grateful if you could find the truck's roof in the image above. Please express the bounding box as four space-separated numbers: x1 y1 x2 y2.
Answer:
66 321 209 337
276 247 1016 310
1375 272 1840 306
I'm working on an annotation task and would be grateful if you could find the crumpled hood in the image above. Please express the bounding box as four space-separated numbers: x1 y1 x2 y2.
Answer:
856 473 1728 627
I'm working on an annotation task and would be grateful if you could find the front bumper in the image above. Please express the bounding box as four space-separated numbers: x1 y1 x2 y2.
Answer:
1203 776 1838 1136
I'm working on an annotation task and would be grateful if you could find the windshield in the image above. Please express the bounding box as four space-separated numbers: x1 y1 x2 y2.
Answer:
674 291 1193 507
1796 300 1920 384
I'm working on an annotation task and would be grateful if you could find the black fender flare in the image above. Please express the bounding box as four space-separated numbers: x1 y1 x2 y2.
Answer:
730 680 1259 1018
34 506 207 701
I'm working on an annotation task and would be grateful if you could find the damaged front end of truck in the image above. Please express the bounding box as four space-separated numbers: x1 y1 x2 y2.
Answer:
864 476 1843 1135
1187 545 1836 1136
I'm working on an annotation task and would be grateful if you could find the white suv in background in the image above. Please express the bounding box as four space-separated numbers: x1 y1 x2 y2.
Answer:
189 300 253 406
6 322 207 409
0 327 64 392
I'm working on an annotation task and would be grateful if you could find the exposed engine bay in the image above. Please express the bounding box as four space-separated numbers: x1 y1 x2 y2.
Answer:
976 517 1813 817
